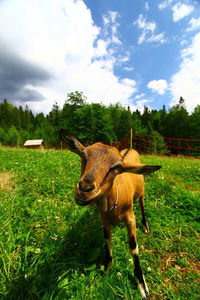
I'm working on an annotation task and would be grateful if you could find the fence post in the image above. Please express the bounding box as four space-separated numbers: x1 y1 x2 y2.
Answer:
178 139 180 156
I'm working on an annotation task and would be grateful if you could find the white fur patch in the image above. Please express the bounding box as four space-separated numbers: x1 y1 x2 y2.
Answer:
137 275 149 299
129 244 139 256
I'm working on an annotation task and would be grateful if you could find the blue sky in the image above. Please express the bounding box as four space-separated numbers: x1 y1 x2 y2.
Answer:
0 0 200 114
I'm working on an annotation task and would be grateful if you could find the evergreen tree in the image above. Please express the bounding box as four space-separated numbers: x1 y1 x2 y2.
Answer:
0 94 199 153
0 99 14 129
190 105 200 139
0 127 6 145
164 97 190 139
91 103 115 143
141 106 152 131
5 126 19 146
108 104 123 141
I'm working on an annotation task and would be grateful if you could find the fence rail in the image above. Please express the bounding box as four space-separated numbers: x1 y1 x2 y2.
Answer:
112 130 200 157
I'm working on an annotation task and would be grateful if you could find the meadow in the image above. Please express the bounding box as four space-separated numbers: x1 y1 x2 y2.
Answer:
0 147 199 300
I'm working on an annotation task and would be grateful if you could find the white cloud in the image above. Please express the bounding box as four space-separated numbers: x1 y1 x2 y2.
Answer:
170 33 200 112
134 14 167 44
103 11 122 45
187 17 200 31
0 1 136 114
147 79 168 94
145 2 149 11
135 93 145 100
180 39 187 46
93 11 131 71
93 39 107 57
124 66 134 72
172 2 194 22
131 98 152 113
158 0 173 10
146 32 166 43
135 14 156 32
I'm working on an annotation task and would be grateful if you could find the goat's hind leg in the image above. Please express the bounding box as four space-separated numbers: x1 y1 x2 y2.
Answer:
126 213 149 299
139 195 149 233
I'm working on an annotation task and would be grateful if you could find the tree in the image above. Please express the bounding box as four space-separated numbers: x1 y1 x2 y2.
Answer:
49 103 61 127
5 126 19 146
73 104 96 144
118 108 132 140
91 103 116 143
108 104 122 141
164 97 190 139
141 106 152 131
0 95 199 151
0 99 14 129
190 105 200 139
0 127 6 145
65 91 87 107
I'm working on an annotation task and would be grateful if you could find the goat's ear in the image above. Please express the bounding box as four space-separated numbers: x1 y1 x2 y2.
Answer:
121 164 161 175
59 129 85 156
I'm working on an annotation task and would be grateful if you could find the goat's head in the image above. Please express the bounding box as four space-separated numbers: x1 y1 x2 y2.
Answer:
60 129 161 207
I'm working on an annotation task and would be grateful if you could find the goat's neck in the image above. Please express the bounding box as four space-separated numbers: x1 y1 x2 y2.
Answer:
98 182 118 212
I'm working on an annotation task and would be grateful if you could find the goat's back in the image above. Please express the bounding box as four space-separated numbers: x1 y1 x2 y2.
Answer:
120 148 141 165
114 148 144 203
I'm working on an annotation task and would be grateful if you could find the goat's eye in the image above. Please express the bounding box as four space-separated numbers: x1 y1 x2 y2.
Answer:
110 163 122 172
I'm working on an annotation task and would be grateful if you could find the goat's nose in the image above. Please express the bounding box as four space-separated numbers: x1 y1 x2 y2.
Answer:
78 176 95 193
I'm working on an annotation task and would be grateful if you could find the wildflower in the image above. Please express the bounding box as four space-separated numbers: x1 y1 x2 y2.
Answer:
117 272 122 278
35 248 41 254
51 234 58 240
128 258 133 265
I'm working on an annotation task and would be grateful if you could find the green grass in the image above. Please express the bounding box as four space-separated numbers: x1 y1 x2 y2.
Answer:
0 148 199 299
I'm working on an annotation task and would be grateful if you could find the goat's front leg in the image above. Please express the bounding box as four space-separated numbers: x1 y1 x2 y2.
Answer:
103 224 113 273
125 212 149 299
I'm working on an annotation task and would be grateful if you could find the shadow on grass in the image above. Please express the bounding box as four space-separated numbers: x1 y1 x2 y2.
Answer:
5 208 104 300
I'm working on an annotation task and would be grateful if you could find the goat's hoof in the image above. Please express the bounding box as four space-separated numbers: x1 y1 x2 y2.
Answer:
143 224 150 234
104 261 113 274
139 285 150 299
137 276 150 299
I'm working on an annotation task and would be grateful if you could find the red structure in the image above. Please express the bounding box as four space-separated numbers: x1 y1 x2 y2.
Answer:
112 130 200 157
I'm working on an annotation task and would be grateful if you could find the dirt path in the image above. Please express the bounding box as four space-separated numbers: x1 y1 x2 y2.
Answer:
0 172 13 190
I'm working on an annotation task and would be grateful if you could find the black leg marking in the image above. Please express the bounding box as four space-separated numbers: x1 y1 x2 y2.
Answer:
103 228 109 240
129 235 138 256
139 196 150 233
125 214 149 298
103 227 112 272
134 255 149 299
104 243 112 268
134 255 144 283
129 236 137 250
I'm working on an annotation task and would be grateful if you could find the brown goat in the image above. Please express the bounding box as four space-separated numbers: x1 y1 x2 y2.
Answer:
60 129 161 299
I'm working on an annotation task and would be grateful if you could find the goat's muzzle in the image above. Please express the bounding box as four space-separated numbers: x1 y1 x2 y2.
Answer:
75 182 100 206
75 197 94 206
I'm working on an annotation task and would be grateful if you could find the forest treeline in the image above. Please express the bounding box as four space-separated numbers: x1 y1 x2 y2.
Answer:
0 91 200 150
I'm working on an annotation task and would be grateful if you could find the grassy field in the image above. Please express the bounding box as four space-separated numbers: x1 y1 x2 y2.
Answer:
0 147 199 300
